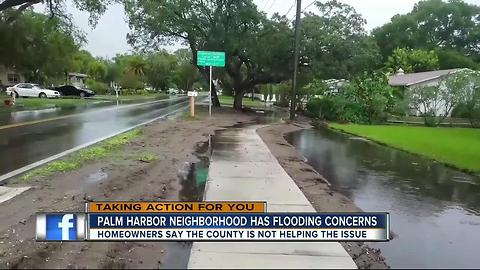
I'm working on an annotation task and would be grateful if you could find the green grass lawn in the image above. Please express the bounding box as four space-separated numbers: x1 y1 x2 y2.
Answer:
218 95 266 108
20 129 143 182
330 123 480 173
0 97 90 112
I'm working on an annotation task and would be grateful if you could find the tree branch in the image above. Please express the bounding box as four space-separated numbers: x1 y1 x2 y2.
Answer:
0 0 30 11
5 0 40 23
240 71 286 89
198 0 214 24
48 0 54 19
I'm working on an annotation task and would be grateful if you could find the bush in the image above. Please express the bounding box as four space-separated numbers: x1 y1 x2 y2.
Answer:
470 108 480 128
305 96 365 123
121 88 151 95
86 79 109 94
305 73 395 124
346 73 393 124
391 96 410 116
305 98 322 118
306 97 336 120
454 102 480 128
451 103 470 118
336 98 366 123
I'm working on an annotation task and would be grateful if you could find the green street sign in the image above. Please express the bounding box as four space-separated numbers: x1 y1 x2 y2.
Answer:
197 51 225 67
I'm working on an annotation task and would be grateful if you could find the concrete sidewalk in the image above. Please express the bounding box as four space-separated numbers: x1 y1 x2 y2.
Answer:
0 186 29 204
187 126 356 269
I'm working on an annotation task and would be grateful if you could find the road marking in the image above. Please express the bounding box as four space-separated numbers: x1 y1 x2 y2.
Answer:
0 97 187 131
0 100 191 183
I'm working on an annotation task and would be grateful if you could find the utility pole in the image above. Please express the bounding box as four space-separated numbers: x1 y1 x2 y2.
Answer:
209 66 212 117
290 0 302 120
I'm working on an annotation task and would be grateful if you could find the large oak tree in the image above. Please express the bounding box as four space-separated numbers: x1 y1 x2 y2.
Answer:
123 0 294 109
0 0 117 25
301 0 381 79
0 10 79 84
373 0 480 65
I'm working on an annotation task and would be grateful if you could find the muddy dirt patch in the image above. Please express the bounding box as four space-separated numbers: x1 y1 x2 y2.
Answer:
0 106 256 269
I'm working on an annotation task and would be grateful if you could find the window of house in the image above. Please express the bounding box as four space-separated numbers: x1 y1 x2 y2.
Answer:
7 73 20 84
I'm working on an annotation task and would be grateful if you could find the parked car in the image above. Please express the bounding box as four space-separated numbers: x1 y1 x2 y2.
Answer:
167 88 179 95
56 85 95 97
6 83 60 98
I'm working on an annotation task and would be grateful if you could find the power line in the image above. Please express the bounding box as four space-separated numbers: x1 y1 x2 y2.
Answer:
262 0 272 10
285 0 296 17
290 0 316 21
290 0 302 120
302 0 317 12
267 0 277 11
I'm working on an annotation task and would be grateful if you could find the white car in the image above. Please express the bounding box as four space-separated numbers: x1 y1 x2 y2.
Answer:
6 83 60 98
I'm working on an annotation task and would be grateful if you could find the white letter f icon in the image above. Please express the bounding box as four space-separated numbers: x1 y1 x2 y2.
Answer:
58 214 74 240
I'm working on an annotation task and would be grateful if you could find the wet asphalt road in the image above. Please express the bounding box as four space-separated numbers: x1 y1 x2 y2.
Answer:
0 96 191 177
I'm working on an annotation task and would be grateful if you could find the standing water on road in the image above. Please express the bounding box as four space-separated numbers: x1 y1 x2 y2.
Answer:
286 128 480 268
0 97 190 176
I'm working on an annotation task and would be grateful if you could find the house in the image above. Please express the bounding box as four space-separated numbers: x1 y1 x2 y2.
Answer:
389 68 461 88
388 68 464 116
67 72 88 88
0 65 25 88
324 78 349 95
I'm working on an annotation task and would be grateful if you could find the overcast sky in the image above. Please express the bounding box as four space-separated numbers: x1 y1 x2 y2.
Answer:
64 0 480 58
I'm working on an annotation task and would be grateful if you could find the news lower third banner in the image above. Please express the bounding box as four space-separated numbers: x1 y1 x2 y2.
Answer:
36 202 390 242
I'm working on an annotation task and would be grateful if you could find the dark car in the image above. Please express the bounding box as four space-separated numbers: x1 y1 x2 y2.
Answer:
56 85 95 97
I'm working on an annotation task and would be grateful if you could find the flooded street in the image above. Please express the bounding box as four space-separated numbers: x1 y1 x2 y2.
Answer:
0 97 190 177
0 97 171 126
286 128 480 268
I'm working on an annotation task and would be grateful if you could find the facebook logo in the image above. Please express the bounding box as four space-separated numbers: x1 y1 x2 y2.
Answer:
46 214 77 240
36 213 85 241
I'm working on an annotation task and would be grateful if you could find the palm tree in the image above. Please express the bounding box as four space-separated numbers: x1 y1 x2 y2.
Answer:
126 56 146 77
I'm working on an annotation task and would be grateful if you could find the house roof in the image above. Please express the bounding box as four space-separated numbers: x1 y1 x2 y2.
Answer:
68 72 88 78
388 69 461 87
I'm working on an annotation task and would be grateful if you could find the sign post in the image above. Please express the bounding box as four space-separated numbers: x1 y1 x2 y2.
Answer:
197 51 226 117
187 91 198 117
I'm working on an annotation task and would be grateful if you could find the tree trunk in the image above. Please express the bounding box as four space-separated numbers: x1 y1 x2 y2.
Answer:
199 68 220 107
210 80 220 107
233 89 244 110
